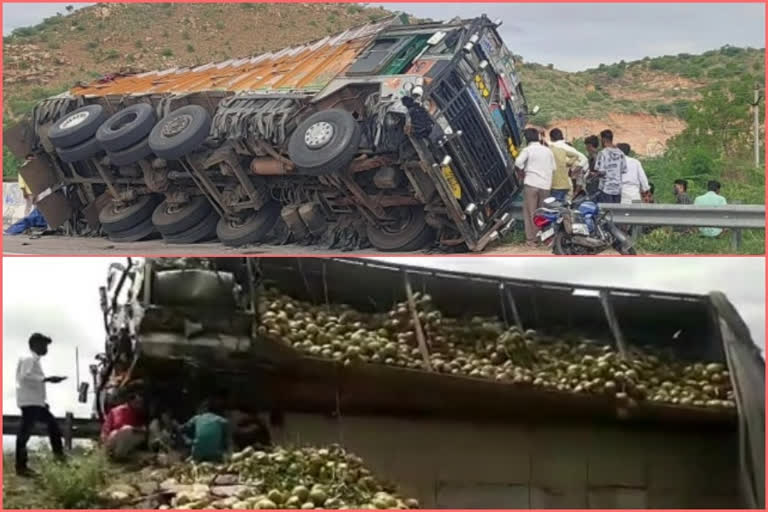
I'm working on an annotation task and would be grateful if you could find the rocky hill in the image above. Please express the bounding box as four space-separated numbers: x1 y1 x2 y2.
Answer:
3 3 765 155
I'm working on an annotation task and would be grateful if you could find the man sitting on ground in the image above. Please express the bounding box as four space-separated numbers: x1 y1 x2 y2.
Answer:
101 393 147 461
695 180 728 237
182 401 231 462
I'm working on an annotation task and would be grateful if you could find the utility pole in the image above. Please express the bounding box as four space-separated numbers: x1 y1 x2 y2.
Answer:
753 82 761 168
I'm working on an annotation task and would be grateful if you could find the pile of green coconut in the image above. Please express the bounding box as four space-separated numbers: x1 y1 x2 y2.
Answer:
105 445 418 509
257 288 735 410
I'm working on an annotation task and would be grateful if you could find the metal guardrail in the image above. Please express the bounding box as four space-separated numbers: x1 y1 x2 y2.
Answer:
3 413 100 449
509 201 765 229
507 201 765 250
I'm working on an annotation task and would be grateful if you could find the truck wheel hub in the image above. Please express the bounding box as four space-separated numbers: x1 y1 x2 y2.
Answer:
304 121 334 148
162 114 192 138
60 111 89 129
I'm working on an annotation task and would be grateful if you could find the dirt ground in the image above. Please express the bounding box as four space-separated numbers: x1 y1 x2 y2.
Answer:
2 234 554 256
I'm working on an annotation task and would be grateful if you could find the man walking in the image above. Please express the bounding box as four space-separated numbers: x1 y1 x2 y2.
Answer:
15 333 67 477
550 128 588 200
617 143 650 204
594 130 626 203
695 180 728 237
515 128 555 246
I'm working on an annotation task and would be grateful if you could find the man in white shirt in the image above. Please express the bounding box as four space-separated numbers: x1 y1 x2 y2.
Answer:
514 128 556 245
617 143 650 204
15 333 68 477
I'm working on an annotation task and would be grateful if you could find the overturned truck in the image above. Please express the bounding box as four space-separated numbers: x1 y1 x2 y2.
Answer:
93 257 764 508
6 15 530 251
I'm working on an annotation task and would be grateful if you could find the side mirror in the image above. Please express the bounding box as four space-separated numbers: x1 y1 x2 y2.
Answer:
531 105 541 115
78 382 89 403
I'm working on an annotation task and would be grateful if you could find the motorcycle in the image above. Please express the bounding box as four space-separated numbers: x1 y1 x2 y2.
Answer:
533 193 636 255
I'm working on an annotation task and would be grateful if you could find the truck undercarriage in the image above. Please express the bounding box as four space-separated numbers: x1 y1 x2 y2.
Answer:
7 15 528 252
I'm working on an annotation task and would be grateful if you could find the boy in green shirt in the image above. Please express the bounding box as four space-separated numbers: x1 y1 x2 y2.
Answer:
694 180 727 237
182 401 231 462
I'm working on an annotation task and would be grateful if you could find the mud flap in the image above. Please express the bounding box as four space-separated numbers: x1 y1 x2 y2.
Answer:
3 119 37 159
18 155 74 229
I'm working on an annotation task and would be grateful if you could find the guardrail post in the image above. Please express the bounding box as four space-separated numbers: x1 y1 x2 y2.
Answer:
64 412 74 450
731 200 743 252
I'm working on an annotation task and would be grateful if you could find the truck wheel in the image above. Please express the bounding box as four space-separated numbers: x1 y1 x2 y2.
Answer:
55 136 102 163
552 232 574 255
287 109 361 175
216 202 280 247
163 210 219 244
48 104 107 149
152 196 212 236
96 103 157 152
106 137 153 167
99 194 162 233
107 216 157 242
148 105 211 160
366 207 434 252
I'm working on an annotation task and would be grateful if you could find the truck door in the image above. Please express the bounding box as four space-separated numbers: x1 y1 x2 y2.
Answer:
710 291 765 508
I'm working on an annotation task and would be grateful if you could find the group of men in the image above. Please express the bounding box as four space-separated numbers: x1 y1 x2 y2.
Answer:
14 332 270 477
514 127 728 244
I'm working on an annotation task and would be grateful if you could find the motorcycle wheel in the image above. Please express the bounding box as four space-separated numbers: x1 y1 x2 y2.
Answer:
618 245 637 255
552 232 575 255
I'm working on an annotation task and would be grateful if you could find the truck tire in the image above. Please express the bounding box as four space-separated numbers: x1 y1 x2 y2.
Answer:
552 232 575 255
216 202 280 247
55 136 102 163
107 216 157 242
99 194 162 233
163 210 219 244
48 104 107 149
148 105 211 160
96 103 157 152
288 109 361 175
152 196 212 236
106 137 153 167
366 207 434 252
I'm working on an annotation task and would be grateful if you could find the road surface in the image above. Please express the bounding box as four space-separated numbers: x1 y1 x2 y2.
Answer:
3 234 555 255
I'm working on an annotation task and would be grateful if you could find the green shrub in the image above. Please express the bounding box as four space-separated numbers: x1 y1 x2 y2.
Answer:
85 40 98 49
186 44 195 53
134 40 143 49
106 49 119 60
38 450 109 508
47 41 61 50
161 48 173 57
182 30 191 40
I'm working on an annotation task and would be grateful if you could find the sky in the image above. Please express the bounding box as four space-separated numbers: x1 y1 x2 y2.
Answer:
3 3 765 71
3 256 764 426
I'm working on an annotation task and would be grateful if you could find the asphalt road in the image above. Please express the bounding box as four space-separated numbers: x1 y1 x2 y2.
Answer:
2 234 552 256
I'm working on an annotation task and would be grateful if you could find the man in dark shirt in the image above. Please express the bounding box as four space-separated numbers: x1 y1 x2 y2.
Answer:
584 135 600 198
674 179 693 204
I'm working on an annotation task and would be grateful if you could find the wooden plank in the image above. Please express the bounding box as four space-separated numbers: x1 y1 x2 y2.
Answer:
403 271 433 372
600 290 629 359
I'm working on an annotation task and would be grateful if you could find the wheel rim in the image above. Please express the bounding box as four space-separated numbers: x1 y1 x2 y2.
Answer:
304 121 334 149
380 208 413 234
111 112 138 131
161 114 192 138
60 111 89 129
228 212 255 230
